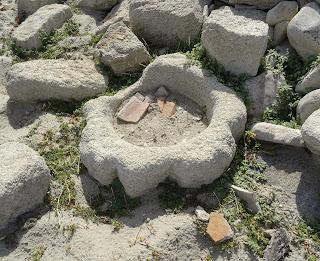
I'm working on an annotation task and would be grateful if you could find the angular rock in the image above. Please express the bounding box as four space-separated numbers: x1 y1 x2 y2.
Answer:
77 0 118 11
229 0 283 10
80 54 247 197
12 4 73 49
297 89 320 123
272 21 289 47
231 185 261 213
264 228 290 261
266 1 298 26
202 7 269 76
129 0 210 48
117 96 149 123
0 142 50 231
296 65 320 94
252 122 305 147
72 14 97 35
301 109 320 155
195 206 209 222
95 0 130 35
6 59 108 101
206 212 234 243
287 3 320 60
244 71 285 117
17 0 60 17
155 86 169 97
95 22 150 75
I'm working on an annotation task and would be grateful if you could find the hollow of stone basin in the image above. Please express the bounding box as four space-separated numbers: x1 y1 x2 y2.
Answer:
113 91 208 147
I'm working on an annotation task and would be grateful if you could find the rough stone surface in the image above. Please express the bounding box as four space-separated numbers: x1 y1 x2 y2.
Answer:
0 2 16 38
17 0 60 17
231 185 261 213
252 122 305 148
95 22 150 75
0 142 50 232
76 0 118 11
206 212 234 243
272 21 289 47
296 65 320 94
287 2 320 60
202 6 269 76
80 54 247 197
12 4 73 49
129 0 210 48
5 59 108 101
244 71 285 117
196 192 219 209
266 1 298 26
297 89 320 123
301 109 320 155
195 206 210 222
229 0 283 9
0 56 12 94
264 228 290 261
72 14 97 35
95 0 130 35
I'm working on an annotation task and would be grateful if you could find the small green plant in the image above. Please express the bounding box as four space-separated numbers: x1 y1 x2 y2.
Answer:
111 219 124 232
31 246 46 261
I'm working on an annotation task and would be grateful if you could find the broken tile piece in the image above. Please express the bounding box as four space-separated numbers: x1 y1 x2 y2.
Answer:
117 96 149 123
206 212 234 243
155 86 169 97
231 185 261 214
157 98 176 117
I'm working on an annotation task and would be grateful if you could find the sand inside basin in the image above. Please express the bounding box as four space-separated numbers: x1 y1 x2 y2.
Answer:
113 91 208 147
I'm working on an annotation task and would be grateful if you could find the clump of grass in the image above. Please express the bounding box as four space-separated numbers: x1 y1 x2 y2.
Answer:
31 246 46 261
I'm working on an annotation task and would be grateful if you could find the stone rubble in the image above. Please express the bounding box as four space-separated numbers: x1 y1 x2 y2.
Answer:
231 185 261 214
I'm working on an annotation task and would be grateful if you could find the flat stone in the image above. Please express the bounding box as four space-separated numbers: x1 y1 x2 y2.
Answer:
206 212 234 243
95 22 150 75
6 59 108 101
195 206 209 222
0 142 50 232
231 185 261 213
251 122 305 148
17 0 60 17
297 89 320 123
12 4 73 49
287 2 320 60
117 96 149 123
266 1 298 26
202 6 269 76
301 109 320 155
296 65 320 94
264 228 290 261
244 71 285 117
129 0 210 48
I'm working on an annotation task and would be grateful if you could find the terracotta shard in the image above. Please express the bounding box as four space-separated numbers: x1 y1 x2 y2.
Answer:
117 96 149 123
206 212 234 243
157 98 176 117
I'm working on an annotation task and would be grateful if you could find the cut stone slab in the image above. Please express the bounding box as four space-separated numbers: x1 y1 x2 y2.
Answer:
251 122 305 148
272 21 289 47
266 1 298 26
117 96 149 123
95 22 150 75
264 228 290 261
231 185 261 213
195 206 209 222
301 109 320 156
287 2 320 60
80 53 247 197
12 4 73 49
17 0 60 17
0 142 50 232
297 89 320 123
206 212 234 243
129 0 210 48
296 65 320 94
244 71 285 117
95 0 130 35
77 0 118 11
5 59 108 102
202 6 270 76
